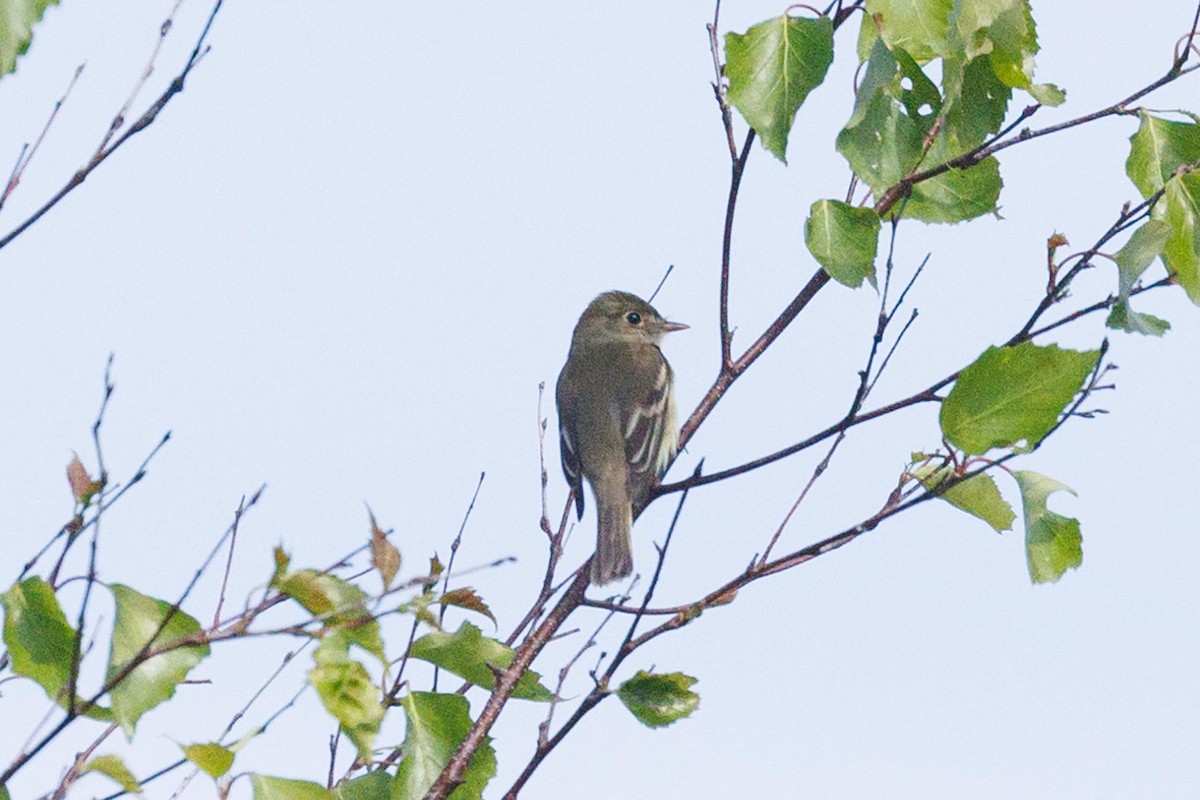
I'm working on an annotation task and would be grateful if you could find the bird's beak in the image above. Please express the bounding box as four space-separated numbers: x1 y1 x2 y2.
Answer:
662 321 689 333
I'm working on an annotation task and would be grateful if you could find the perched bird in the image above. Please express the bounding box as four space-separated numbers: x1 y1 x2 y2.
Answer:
556 291 687 585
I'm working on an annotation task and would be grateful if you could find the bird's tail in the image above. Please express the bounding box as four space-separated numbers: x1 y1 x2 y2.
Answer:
592 496 633 585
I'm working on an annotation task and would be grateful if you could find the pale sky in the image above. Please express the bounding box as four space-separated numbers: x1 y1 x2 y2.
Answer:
1 2 1198 798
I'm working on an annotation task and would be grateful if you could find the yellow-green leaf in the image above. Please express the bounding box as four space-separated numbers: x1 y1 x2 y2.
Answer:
81 754 140 794
106 585 209 736
182 741 235 779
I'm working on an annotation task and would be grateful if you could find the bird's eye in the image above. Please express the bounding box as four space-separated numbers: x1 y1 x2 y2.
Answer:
626 311 642 325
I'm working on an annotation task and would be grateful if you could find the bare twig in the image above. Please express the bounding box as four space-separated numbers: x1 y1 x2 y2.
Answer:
718 130 756 369
213 494 250 626
47 722 119 800
432 472 486 689
0 0 227 251
94 0 186 157
707 0 737 162
0 64 84 213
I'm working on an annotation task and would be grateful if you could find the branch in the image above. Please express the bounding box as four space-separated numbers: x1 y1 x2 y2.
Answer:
873 37 1200 220
0 0 226 252
719 130 756 368
0 64 84 212
424 570 590 799
504 470 698 798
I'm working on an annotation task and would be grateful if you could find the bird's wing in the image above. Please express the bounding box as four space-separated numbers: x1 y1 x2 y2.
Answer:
622 354 676 478
559 418 585 519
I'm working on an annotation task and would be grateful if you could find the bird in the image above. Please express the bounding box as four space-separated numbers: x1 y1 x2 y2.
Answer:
555 290 687 585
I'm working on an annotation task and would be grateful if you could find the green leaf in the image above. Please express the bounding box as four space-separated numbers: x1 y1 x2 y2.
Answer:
310 631 384 760
0 783 9 800
2 577 76 705
940 342 1100 455
408 621 553 702
399 588 440 630
1026 82 1065 106
273 567 385 663
804 200 882 287
1126 112 1200 198
0 0 61 77
1114 220 1171 294
1106 300 1170 337
838 38 1000 223
949 0 1062 105
106 585 210 736
902 144 1002 223
942 55 1012 149
1105 219 1172 336
615 670 700 729
273 568 366 618
182 741 235 780
838 39 940 192
335 771 392 800
725 14 834 163
393 692 497 800
1014 471 1082 584
251 775 334 800
914 465 1015 532
1160 170 1200 304
864 0 953 62
81 754 140 794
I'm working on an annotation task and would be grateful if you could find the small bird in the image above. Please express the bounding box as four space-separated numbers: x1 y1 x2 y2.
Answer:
556 291 687 585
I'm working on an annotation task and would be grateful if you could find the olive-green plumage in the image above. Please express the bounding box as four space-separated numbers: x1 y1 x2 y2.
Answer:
556 291 686 585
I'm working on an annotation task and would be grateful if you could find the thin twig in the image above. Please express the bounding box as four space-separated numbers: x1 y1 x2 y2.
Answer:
0 64 85 213
718 130 756 370
213 494 249 626
706 0 737 161
47 722 118 800
0 0 227 252
94 0 185 157
433 473 486 689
